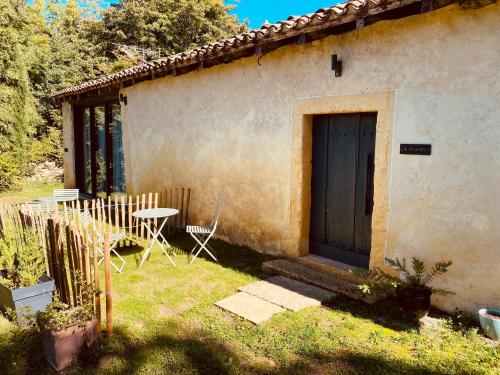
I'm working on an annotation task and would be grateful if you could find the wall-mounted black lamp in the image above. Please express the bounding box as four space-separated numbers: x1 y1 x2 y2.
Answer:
331 54 342 77
119 93 127 105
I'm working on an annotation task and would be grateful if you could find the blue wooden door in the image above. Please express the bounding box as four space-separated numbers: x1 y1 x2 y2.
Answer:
310 113 376 268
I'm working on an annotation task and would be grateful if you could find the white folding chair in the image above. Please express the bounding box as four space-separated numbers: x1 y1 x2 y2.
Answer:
53 189 79 200
187 201 222 265
80 209 126 273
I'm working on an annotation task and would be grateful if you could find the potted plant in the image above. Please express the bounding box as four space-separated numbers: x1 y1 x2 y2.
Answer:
0 229 54 326
356 257 453 320
478 308 500 341
35 296 98 372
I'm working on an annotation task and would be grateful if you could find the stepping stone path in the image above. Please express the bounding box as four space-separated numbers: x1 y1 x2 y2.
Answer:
215 276 336 324
215 292 285 324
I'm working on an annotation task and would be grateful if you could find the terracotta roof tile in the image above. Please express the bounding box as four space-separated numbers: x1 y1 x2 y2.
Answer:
54 0 419 99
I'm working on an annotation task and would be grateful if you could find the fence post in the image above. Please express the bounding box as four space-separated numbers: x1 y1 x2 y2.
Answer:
103 232 113 336
93 230 102 337
65 224 77 307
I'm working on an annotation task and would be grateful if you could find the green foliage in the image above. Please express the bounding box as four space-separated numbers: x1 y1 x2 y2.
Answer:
87 0 247 61
0 228 46 289
0 0 43 190
34 299 95 331
356 257 453 296
0 0 246 191
29 128 63 166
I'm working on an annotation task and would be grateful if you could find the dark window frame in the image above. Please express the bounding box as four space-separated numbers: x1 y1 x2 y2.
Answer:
73 100 123 197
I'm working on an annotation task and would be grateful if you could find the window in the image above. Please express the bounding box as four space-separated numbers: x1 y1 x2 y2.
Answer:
74 102 126 197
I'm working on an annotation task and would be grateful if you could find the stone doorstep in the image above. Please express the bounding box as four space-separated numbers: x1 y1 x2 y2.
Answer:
215 292 285 324
295 254 366 284
262 258 381 304
238 276 336 312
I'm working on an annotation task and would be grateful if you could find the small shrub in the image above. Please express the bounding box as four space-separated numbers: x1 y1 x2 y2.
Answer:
0 228 46 289
356 257 453 296
35 299 95 331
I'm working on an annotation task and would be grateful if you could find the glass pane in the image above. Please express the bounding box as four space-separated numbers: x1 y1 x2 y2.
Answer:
82 108 92 194
111 104 126 193
95 106 107 197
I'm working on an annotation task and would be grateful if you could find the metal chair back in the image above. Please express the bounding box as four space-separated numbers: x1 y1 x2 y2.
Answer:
53 189 79 199
209 200 222 231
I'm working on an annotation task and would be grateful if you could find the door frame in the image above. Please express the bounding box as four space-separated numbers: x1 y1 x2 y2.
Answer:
288 91 395 271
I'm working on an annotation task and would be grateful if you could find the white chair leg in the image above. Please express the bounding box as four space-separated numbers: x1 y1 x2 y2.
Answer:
189 232 217 265
109 242 126 273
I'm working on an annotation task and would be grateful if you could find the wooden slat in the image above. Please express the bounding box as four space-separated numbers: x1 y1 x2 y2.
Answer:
65 224 77 307
135 195 140 241
107 196 112 235
103 232 113 336
121 195 126 247
63 202 69 224
83 241 91 303
185 188 191 229
115 195 119 236
47 219 60 291
71 226 82 305
179 188 184 232
54 220 70 304
93 230 102 336
141 194 146 239
128 195 133 245
154 193 158 233
167 188 172 236
147 193 152 240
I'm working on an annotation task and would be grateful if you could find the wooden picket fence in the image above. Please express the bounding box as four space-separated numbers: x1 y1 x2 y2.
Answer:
58 187 191 248
2 204 113 335
44 217 112 335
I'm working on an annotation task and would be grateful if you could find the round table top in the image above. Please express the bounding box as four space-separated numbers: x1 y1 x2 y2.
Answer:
132 208 179 219
37 196 77 203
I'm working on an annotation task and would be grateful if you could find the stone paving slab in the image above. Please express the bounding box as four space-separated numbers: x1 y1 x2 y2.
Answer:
238 275 336 312
215 292 285 324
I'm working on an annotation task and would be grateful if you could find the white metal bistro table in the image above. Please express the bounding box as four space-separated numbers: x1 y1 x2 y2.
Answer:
37 195 77 203
132 208 179 268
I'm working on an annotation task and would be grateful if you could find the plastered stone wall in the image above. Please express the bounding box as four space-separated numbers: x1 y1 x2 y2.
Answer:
62 102 76 188
70 3 500 313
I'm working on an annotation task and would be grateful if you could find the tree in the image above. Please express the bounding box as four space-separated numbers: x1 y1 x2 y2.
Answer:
0 0 246 191
87 0 247 66
0 0 42 189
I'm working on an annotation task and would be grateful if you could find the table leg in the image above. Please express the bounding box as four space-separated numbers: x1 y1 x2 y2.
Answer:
138 217 176 267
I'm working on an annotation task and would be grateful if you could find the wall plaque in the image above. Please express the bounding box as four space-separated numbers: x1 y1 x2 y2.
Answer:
400 144 431 155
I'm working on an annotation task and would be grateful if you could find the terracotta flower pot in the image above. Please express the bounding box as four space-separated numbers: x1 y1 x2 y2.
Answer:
0 274 54 327
42 320 98 372
396 288 432 320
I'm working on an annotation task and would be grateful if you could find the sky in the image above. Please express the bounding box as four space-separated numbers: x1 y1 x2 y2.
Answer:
33 0 340 30
96 0 339 30
227 0 338 29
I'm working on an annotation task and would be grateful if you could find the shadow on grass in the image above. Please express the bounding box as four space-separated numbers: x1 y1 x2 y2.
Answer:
113 234 275 279
78 323 465 375
0 325 48 375
168 234 276 279
322 295 421 332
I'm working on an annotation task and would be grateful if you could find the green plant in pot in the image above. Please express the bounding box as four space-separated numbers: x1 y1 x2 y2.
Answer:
356 257 453 320
0 229 54 326
34 280 99 372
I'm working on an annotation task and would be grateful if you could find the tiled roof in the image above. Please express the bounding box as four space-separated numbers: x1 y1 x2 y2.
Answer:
54 0 419 99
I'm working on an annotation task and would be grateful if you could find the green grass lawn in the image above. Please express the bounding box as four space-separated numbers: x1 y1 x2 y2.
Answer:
0 185 499 374
0 180 63 205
